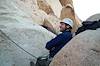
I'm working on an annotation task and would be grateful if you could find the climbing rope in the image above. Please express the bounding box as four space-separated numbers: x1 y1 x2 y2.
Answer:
0 29 37 59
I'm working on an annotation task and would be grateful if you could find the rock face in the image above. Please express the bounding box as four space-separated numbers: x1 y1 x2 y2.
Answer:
0 0 56 66
0 3 56 65
0 25 55 66
0 12 56 66
50 28 100 66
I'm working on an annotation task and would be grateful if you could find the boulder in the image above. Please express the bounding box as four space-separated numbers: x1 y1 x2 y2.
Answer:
86 13 100 21
50 28 100 66
0 0 56 66
0 24 55 66
0 7 56 65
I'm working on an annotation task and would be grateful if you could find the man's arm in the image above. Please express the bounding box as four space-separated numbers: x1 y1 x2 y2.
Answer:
45 33 71 50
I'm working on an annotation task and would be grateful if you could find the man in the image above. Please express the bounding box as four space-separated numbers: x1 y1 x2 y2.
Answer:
45 18 73 58
35 18 74 66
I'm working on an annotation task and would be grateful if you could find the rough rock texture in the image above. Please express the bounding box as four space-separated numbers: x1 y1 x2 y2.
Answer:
50 28 100 66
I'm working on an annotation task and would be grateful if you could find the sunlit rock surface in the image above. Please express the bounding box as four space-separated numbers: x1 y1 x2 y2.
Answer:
50 28 100 66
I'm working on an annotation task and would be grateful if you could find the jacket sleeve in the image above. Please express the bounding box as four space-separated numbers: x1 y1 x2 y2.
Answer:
45 33 71 50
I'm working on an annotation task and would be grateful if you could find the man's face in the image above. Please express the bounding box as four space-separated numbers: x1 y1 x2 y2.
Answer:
60 22 70 32
60 22 67 32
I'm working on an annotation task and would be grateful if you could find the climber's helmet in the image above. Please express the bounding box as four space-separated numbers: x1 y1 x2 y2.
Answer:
60 18 73 28
60 18 74 32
